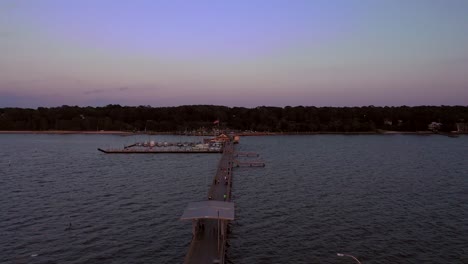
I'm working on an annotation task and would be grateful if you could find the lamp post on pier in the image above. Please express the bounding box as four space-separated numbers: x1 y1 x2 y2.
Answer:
217 210 220 254
337 253 362 264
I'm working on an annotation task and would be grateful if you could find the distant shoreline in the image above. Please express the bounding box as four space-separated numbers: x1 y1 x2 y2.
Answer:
238 131 430 136
0 130 133 135
0 130 463 136
236 131 465 136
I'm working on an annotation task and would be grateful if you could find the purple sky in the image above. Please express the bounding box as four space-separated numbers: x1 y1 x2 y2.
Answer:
1 0 468 108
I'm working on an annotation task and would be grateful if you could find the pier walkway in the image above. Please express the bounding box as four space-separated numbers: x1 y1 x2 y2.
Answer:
181 141 236 264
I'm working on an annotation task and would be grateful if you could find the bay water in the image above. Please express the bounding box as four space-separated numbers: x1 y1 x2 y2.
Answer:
0 134 466 263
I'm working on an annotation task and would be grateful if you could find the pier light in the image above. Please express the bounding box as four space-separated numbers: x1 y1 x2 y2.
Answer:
336 253 362 264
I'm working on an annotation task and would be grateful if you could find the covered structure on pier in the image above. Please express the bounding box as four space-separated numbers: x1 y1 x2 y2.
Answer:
180 200 235 245
181 200 235 221
181 201 235 264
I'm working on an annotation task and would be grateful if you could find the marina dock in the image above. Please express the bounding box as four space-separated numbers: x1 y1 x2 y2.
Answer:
97 148 222 154
98 140 224 154
98 134 260 262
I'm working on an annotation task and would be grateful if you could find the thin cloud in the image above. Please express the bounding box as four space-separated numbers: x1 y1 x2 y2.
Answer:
83 89 105 95
83 87 129 95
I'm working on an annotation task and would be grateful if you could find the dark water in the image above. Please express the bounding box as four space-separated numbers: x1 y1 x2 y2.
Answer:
0 134 467 263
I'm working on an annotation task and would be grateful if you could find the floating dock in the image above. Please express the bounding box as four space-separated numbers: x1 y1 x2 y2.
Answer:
98 140 223 154
234 160 266 167
97 148 222 154
235 151 259 157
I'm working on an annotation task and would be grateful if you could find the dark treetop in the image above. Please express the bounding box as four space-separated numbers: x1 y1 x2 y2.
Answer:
1 105 467 132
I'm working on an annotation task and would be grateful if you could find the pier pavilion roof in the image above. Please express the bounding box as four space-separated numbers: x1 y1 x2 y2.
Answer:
180 201 235 220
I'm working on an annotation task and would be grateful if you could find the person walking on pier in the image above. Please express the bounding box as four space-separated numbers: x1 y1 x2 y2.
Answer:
223 194 227 201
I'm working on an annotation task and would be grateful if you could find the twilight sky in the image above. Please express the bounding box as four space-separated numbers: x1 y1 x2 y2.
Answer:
1 0 468 108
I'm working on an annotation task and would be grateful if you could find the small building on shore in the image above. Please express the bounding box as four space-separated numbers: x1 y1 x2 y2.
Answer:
428 122 442 132
456 123 468 132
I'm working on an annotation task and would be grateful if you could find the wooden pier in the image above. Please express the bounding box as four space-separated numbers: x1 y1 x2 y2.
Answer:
180 141 236 264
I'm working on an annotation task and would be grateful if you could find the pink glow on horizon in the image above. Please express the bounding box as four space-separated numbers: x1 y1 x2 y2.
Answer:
1 0 468 107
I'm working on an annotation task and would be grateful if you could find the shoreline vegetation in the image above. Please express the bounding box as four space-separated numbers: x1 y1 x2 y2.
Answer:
0 130 464 136
1 105 467 134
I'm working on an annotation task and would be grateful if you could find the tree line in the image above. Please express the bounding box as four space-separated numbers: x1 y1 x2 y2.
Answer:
0 105 467 132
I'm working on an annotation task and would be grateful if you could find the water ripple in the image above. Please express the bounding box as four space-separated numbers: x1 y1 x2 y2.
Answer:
0 134 467 263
